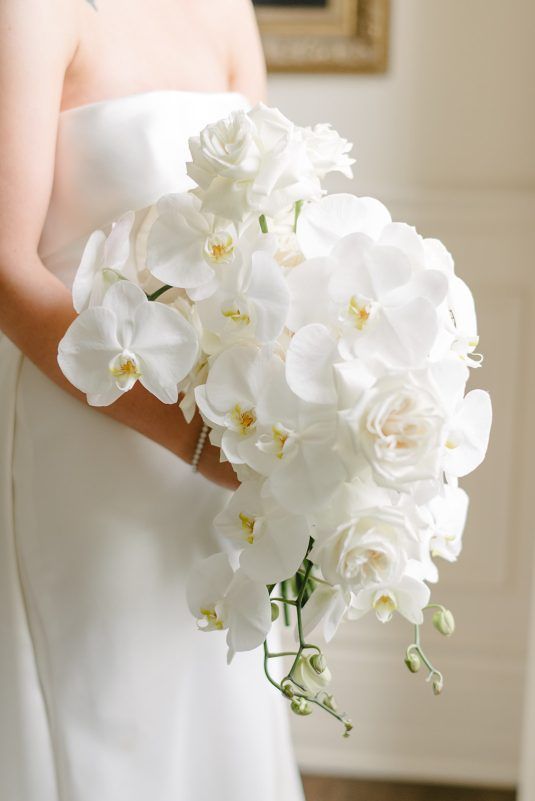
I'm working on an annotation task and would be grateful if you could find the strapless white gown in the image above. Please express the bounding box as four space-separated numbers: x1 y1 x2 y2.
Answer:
0 90 304 801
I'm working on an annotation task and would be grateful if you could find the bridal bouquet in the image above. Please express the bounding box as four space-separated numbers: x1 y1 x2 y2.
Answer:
58 104 492 734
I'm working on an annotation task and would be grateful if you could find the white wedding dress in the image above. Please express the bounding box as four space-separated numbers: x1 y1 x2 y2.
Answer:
0 90 305 801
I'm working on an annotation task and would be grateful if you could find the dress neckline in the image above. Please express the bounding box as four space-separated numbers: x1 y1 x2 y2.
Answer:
59 88 249 118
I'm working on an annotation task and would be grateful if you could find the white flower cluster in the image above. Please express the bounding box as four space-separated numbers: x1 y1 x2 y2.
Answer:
58 104 491 726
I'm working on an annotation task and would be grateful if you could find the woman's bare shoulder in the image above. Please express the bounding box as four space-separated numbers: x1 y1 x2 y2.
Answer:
0 0 79 63
207 0 267 103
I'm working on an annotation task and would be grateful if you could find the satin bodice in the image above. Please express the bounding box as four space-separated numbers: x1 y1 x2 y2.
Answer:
38 90 248 285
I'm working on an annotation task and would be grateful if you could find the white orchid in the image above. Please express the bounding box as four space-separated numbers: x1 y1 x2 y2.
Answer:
241 363 346 514
58 281 199 405
195 246 289 348
186 553 272 663
146 193 236 299
349 574 431 625
195 344 283 463
214 479 310 584
297 193 392 258
72 211 135 312
425 482 469 563
301 583 351 642
288 230 448 369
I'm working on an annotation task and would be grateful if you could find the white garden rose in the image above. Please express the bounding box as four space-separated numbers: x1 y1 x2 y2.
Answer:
300 123 355 180
310 506 417 592
349 372 447 488
188 104 325 222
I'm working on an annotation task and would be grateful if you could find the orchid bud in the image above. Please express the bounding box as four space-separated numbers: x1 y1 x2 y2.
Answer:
282 682 294 699
404 652 422 673
432 675 444 696
323 694 338 712
343 719 353 738
294 654 332 694
432 608 455 637
291 697 313 716
309 653 327 675
270 602 280 622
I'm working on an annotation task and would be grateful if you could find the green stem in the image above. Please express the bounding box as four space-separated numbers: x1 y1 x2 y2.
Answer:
146 284 173 302
270 597 297 606
280 579 291 626
259 214 269 234
293 199 304 233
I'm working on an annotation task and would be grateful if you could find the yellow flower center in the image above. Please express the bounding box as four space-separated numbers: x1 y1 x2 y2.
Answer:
200 607 224 630
239 512 256 544
272 425 289 459
110 359 141 380
348 296 372 330
373 593 397 622
230 404 257 435
204 232 235 264
222 306 251 325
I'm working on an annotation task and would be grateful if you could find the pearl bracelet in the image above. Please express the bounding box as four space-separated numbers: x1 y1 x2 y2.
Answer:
191 423 210 473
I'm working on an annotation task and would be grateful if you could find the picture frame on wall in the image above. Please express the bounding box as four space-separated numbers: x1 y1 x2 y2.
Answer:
252 0 389 73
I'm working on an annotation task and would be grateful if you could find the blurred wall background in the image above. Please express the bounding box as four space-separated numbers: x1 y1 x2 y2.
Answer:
267 0 535 788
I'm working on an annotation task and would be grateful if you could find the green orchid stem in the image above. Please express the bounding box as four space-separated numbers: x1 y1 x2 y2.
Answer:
270 597 297 606
263 547 353 735
408 625 442 678
146 284 173 302
263 641 352 735
293 199 304 233
259 214 269 234
297 568 330 587
280 579 291 625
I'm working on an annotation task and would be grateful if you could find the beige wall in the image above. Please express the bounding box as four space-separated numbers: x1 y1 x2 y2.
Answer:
266 0 535 787
268 0 535 195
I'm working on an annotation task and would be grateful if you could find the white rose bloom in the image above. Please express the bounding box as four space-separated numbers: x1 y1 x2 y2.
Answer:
186 553 272 664
310 506 417 592
146 193 236 297
349 372 447 488
349 574 431 625
58 281 199 406
72 211 135 312
188 104 323 222
300 123 355 180
214 479 310 584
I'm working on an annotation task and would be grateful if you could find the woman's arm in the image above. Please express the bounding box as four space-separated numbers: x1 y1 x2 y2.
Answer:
0 0 237 489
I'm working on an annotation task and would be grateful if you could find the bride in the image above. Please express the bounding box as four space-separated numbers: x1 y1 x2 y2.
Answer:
0 0 305 798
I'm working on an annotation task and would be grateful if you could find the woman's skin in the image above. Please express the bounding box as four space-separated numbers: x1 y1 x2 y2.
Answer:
0 0 266 489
